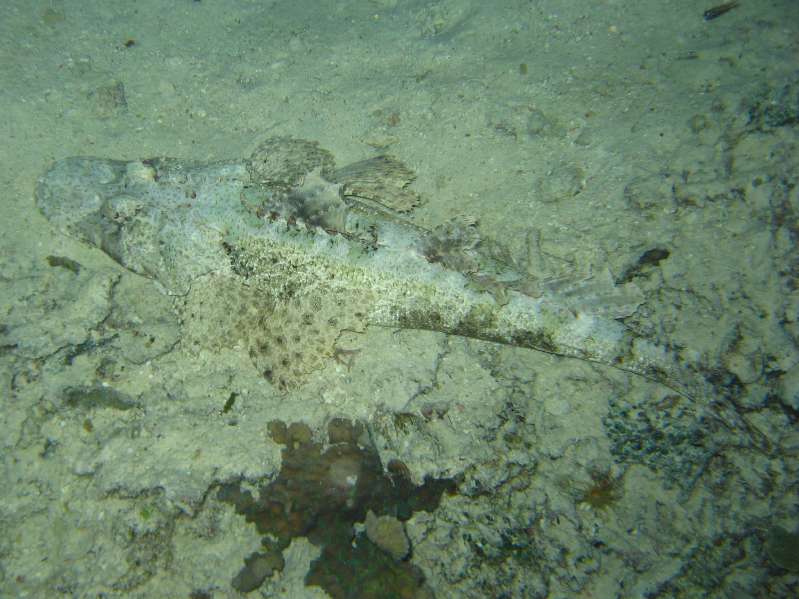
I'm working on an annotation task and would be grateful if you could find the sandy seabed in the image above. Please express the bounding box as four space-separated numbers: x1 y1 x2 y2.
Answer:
1 1 797 597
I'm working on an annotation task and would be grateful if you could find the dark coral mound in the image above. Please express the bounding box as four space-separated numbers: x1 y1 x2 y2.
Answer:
218 418 456 596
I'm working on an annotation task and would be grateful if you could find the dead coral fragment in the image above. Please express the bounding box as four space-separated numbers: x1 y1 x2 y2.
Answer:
366 510 409 561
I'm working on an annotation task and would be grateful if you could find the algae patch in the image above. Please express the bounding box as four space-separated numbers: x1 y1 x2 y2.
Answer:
765 525 799 573
218 418 456 596
63 384 137 411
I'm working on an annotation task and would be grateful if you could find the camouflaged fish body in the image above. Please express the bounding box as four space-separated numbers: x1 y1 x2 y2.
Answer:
35 138 700 395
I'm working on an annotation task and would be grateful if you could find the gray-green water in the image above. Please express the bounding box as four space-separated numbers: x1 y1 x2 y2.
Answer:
1 1 797 597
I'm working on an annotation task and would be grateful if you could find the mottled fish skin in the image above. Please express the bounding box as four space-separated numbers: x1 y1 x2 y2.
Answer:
35 149 706 399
